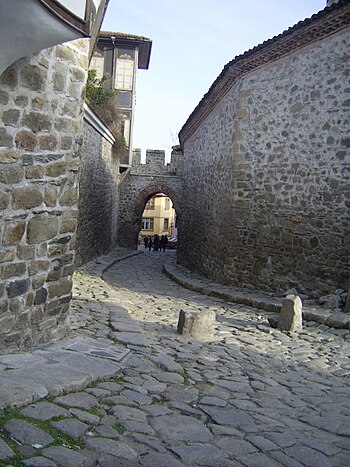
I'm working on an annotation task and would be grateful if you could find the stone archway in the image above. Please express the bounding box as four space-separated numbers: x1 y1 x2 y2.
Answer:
118 176 183 248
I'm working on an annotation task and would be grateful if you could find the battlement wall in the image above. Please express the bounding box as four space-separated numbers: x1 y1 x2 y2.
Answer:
131 146 183 176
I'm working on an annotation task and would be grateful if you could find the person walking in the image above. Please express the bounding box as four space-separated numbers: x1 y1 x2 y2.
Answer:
144 236 149 249
148 236 152 251
153 234 160 251
160 235 168 252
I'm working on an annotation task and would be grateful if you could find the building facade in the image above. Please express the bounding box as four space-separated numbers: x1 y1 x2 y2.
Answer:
90 32 152 170
140 194 176 239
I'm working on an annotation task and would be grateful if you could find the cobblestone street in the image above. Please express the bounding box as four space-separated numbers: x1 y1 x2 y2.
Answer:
1 249 350 466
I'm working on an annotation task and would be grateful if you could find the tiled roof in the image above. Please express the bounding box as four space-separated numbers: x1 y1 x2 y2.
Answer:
99 31 151 42
98 31 152 69
179 0 350 145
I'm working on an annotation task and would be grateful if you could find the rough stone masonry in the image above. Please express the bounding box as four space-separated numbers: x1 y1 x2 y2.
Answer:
0 40 89 351
178 2 350 299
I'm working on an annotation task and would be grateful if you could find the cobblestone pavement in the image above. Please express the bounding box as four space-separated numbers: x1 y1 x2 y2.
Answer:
1 249 350 466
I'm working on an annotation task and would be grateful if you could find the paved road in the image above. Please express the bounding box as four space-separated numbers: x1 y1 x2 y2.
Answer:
1 249 350 466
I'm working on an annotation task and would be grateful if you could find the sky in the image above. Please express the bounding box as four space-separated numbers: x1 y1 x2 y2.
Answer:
102 0 326 160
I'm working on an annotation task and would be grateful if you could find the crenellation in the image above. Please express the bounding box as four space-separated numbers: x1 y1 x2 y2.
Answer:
131 147 183 176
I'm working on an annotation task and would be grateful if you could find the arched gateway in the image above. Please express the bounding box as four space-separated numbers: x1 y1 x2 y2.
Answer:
118 149 183 248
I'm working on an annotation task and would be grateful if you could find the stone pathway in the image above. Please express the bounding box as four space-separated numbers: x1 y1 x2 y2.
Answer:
0 248 350 466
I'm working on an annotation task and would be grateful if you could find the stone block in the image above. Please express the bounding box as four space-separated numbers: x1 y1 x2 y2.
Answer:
21 112 52 132
0 128 13 147
48 278 73 299
0 249 16 263
15 130 37 151
0 166 23 184
0 67 17 88
20 65 46 91
177 309 216 340
3 222 25 246
0 149 20 163
0 89 9 105
15 95 28 107
278 295 302 332
39 135 58 151
34 287 48 305
12 186 43 209
0 262 26 279
45 161 66 177
25 165 45 179
32 274 46 289
31 96 45 111
27 215 59 244
17 245 35 260
2 109 20 126
44 186 58 207
60 188 78 206
0 191 10 210
6 278 30 298
0 312 15 334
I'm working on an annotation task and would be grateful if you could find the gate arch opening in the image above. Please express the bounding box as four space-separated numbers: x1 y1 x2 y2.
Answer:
133 184 181 250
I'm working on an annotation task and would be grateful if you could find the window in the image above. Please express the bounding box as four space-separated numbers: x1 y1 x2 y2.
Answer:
163 218 169 231
117 91 132 108
118 48 135 59
90 55 104 80
145 198 155 210
164 198 170 210
141 218 154 230
115 58 134 91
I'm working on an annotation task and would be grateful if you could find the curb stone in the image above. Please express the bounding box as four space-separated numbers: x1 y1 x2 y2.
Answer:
163 261 350 330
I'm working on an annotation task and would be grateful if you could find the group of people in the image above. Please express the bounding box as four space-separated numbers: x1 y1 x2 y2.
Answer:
144 234 168 252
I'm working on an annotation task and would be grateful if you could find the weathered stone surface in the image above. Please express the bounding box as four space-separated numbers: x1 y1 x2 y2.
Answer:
3 222 25 246
84 438 138 460
0 439 14 460
51 419 89 440
177 309 216 339
39 135 58 151
149 415 213 442
21 65 46 91
0 191 10 209
4 419 54 446
3 109 20 126
0 165 23 184
278 295 303 332
21 402 70 421
6 278 30 298
25 164 45 179
0 66 17 88
15 130 37 150
21 112 52 132
12 186 43 209
27 215 59 244
54 392 98 409
0 148 20 163
0 262 26 279
23 457 56 466
45 161 66 177
0 127 13 147
41 446 86 467
0 89 9 105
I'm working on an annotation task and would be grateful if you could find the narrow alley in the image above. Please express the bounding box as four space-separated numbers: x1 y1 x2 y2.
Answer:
1 249 349 466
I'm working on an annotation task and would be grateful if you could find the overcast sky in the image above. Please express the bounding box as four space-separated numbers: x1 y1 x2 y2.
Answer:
102 0 326 159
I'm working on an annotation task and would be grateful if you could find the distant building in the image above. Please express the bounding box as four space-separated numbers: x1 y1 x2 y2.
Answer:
141 194 176 238
90 31 152 169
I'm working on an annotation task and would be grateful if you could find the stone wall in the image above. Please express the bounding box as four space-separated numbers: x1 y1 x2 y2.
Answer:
118 148 183 247
132 147 183 176
179 10 350 298
0 40 89 351
75 106 119 266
